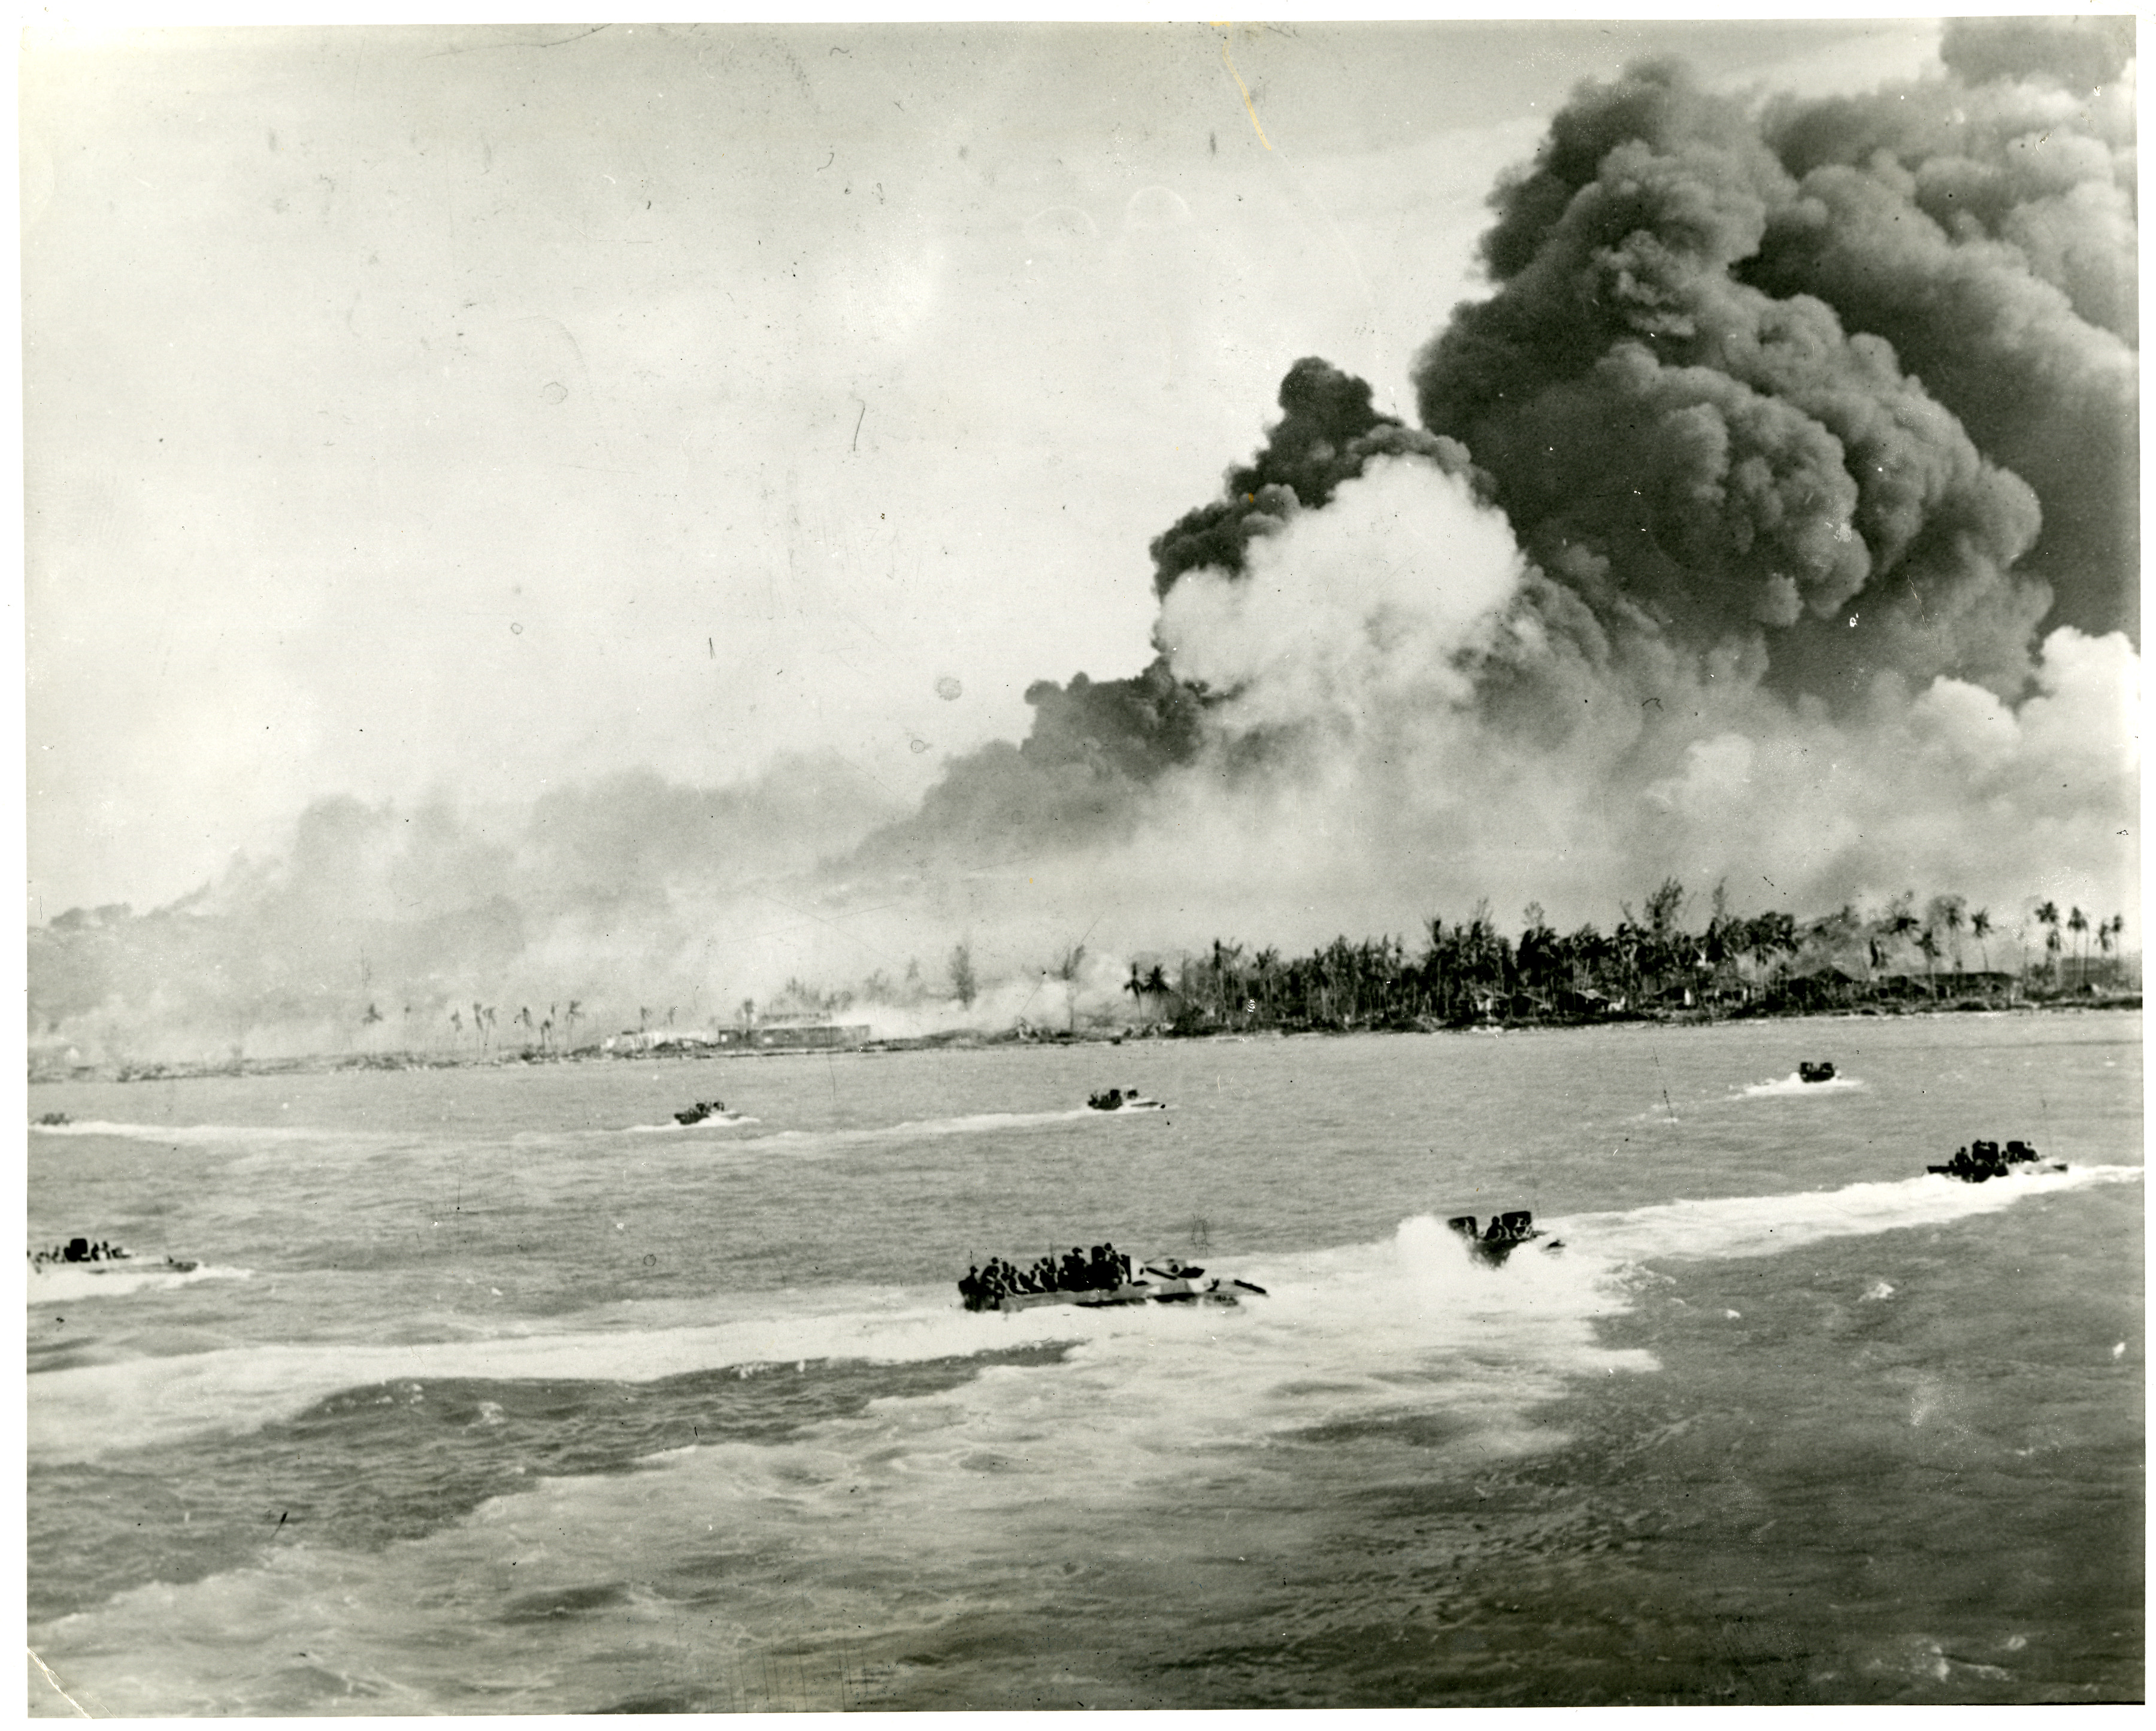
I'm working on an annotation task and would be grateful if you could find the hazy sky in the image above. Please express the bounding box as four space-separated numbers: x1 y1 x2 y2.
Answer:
23 17 1949 919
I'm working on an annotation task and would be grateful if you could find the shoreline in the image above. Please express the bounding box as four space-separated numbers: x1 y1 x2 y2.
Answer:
25 995 2140 1089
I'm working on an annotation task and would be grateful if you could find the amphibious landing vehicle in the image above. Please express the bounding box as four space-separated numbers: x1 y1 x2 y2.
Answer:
27 1236 198 1274
1446 1210 1560 1265
1927 1138 2066 1183
671 1100 747 1126
1087 1088 1167 1112
960 1245 1265 1313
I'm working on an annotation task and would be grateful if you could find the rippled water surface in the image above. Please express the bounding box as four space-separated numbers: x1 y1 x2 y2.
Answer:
25 1011 2143 1710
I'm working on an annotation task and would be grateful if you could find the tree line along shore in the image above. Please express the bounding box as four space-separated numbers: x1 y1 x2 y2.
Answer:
26 883 2138 1086
1101 884 2134 1036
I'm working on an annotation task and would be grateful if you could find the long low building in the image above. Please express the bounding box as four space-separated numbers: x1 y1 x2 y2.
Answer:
602 1028 722 1053
726 1022 871 1050
601 1020 872 1054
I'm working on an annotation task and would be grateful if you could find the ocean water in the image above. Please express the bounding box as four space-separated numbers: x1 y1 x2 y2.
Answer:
24 1011 2142 1711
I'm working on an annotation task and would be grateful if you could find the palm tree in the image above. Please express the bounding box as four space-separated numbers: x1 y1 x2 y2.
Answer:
1611 905 1645 1005
1251 946 1281 1021
1208 938 1246 1024
1928 895 1966 974
1123 960 1171 1025
1143 963 1170 1024
1970 908 1993 975
2034 901 2061 989
2067 907 2089 990
1914 927 1940 998
1877 897 1920 979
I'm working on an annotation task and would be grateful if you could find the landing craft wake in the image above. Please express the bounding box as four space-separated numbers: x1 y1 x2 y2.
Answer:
737 1107 1106 1141
1741 1071 1864 1097
679 1108 1112 1154
1551 1162 2139 1265
27 1263 250 1304
26 1162 2136 1469
28 1118 387 1145
514 1107 1092 1153
622 1114 759 1134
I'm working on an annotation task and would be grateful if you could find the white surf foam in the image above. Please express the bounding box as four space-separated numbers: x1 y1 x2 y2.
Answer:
617 1114 759 1133
834 1107 1101 1137
25 1263 252 1305
1553 1162 2141 1263
511 1115 763 1142
25 1287 1095 1463
25 1209 1657 1716
24 1219 1625 1468
511 1106 1094 1156
28 1163 2139 1467
29 1119 389 1145
706 1108 1107 1157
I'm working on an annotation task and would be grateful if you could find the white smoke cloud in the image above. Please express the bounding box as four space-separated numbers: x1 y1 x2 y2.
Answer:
1627 626 2139 918
1043 492 2142 953
1156 456 1528 743
31 31 2144 1063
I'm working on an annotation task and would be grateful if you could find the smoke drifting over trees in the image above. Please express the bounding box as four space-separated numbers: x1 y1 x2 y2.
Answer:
31 760 906 1062
31 25 2140 1061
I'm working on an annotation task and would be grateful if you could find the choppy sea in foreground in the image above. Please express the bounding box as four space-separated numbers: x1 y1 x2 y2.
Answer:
24 1010 2142 1710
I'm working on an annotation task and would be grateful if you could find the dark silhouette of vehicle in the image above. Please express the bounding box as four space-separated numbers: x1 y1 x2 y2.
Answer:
1927 1138 2064 1183
1446 1210 1560 1265
27 1235 198 1274
1087 1087 1166 1111
959 1247 1264 1312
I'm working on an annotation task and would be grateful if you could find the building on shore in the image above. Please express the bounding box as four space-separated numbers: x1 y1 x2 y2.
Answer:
601 1015 870 1054
734 1017 870 1051
602 1028 720 1054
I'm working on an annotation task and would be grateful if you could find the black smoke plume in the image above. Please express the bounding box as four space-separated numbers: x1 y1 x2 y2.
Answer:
891 21 2135 877
30 24 2140 1059
863 357 1484 873
1149 356 1485 596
